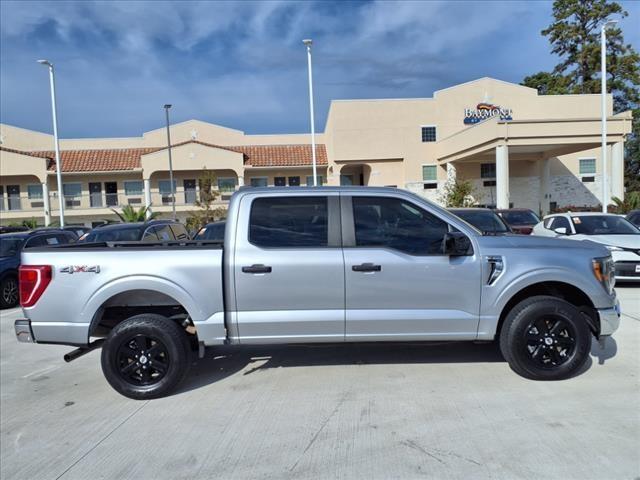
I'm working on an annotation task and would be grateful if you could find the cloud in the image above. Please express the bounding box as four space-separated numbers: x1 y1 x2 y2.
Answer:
0 0 637 138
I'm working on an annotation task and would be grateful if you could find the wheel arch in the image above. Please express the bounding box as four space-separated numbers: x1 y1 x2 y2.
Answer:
496 281 598 338
84 276 203 344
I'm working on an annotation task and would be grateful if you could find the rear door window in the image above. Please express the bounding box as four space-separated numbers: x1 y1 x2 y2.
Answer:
249 196 328 248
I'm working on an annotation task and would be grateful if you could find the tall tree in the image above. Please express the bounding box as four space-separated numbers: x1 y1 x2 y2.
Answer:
521 0 640 191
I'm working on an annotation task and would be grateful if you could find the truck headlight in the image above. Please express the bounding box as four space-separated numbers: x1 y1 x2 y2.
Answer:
592 256 615 294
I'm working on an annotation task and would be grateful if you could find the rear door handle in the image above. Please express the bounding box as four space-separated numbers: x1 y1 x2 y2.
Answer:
352 263 382 272
242 264 272 274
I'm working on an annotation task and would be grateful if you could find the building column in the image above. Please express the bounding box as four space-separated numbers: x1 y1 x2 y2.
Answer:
446 162 456 183
539 157 550 216
610 141 624 201
237 175 244 187
143 179 152 219
495 145 509 209
42 182 51 227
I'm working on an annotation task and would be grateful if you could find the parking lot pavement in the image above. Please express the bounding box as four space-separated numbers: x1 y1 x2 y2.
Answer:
1 287 638 480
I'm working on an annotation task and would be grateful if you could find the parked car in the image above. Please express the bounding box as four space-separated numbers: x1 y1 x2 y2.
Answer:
449 208 512 234
627 210 640 228
81 220 190 243
0 229 78 308
194 221 226 242
63 225 91 239
0 226 30 234
15 187 620 399
495 209 540 235
532 212 640 281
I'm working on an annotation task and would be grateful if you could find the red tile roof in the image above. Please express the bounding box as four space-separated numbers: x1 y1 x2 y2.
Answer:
7 140 327 172
28 147 161 172
238 144 328 167
0 146 49 159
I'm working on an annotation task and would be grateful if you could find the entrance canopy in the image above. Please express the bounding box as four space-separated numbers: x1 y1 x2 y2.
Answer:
436 112 632 164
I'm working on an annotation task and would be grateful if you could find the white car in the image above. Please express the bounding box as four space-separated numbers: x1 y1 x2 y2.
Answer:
532 212 640 282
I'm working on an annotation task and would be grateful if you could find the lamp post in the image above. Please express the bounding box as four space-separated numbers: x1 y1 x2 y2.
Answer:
303 39 318 187
37 59 65 227
163 104 176 220
600 19 618 213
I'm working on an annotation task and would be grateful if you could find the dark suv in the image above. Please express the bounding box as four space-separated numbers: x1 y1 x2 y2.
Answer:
627 210 640 228
0 229 78 308
81 220 190 243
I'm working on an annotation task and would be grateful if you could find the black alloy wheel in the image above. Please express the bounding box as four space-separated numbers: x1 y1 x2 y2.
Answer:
0 277 19 308
101 314 191 399
524 316 577 368
116 334 170 386
500 295 592 381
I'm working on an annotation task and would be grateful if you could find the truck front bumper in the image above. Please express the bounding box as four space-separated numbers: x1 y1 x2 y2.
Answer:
15 319 35 343
598 299 621 336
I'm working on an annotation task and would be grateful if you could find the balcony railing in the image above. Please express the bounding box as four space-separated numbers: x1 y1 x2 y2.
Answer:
0 188 233 214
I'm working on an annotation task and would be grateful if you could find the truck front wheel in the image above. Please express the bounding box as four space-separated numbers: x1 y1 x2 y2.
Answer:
499 296 592 380
101 314 191 399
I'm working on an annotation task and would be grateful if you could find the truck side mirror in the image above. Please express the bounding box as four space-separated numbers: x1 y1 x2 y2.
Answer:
443 232 473 256
554 227 568 235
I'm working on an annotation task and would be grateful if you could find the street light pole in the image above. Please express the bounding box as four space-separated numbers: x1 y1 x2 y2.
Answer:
303 39 318 187
37 59 65 227
600 19 618 213
163 104 176 220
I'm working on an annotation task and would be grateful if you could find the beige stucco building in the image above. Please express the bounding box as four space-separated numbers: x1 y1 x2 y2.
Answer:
0 77 633 227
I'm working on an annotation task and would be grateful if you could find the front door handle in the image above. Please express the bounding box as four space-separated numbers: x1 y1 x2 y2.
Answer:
352 263 382 272
242 264 272 274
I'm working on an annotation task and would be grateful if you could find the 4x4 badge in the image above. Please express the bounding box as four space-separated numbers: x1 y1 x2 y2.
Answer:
60 265 101 274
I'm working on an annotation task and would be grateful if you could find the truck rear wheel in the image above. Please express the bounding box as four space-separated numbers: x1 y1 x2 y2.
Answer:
0 276 19 308
499 296 592 380
101 314 191 399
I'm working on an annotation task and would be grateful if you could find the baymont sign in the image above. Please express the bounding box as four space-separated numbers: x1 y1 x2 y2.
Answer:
464 102 513 125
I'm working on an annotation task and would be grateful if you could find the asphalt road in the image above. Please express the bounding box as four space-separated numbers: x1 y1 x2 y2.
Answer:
1 287 639 480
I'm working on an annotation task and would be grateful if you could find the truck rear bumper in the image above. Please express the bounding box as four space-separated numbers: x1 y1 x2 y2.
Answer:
598 299 621 337
15 319 35 343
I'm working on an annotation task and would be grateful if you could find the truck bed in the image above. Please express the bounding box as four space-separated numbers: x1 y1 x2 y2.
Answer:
20 241 226 346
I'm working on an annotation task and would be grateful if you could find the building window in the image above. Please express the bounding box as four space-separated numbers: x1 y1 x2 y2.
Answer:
480 163 496 179
124 181 143 196
158 180 176 194
274 177 286 187
63 183 82 208
27 184 43 199
288 176 301 186
159 180 176 205
250 177 268 187
217 177 237 193
579 158 596 175
306 175 324 186
422 165 437 182
421 126 436 142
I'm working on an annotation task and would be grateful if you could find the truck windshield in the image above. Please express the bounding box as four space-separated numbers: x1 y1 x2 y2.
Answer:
85 227 143 242
0 238 24 257
500 210 539 226
571 216 640 235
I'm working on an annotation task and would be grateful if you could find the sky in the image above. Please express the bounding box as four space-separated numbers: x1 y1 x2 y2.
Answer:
1 0 638 139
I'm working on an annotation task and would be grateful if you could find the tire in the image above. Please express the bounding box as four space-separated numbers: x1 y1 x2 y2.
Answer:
101 314 191 400
0 276 19 309
499 295 592 380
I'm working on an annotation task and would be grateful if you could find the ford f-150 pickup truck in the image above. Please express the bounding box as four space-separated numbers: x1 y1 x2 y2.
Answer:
14 187 620 399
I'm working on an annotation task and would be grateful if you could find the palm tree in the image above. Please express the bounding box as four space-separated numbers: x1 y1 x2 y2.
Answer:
111 205 159 222
611 192 640 214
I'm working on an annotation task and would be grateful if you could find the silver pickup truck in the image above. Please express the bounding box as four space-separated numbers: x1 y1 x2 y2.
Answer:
14 187 620 399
